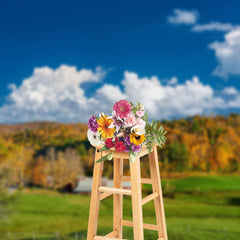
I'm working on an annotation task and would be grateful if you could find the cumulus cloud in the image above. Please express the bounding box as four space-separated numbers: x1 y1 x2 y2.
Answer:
192 22 234 32
122 72 226 119
222 87 238 95
167 9 199 25
167 76 178 85
0 66 240 123
209 27 240 78
0 65 107 122
167 8 240 79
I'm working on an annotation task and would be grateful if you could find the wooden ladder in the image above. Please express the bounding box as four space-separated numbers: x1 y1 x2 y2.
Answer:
87 145 168 240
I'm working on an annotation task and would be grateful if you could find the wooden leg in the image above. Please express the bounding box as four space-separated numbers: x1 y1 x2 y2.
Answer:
129 156 144 240
87 150 104 240
113 158 123 238
149 146 168 240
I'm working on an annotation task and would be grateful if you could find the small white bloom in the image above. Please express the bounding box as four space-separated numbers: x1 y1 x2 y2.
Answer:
131 125 145 135
99 112 105 118
139 103 144 111
87 129 103 146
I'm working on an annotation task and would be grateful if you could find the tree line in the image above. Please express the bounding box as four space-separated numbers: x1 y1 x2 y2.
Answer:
0 114 239 189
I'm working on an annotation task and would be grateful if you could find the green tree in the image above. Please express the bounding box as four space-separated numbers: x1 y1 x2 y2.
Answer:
168 140 189 171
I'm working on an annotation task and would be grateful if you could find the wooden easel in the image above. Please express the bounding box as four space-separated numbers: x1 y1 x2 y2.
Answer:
87 145 168 240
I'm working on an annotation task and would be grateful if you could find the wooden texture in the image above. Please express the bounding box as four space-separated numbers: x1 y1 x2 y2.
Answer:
142 192 159 205
121 220 158 231
113 158 123 238
99 192 112 201
87 144 168 240
120 176 152 184
129 156 144 240
149 146 168 240
87 150 104 240
94 236 127 240
105 230 118 237
99 186 131 196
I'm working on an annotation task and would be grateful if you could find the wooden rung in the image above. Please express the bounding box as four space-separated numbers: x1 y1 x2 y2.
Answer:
120 175 152 184
99 186 132 196
94 236 127 240
142 192 159 205
105 230 118 237
99 192 112 201
121 220 158 231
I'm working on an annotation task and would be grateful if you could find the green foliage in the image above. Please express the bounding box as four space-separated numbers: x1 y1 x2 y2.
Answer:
95 152 113 163
145 120 167 154
1 176 240 240
167 140 189 171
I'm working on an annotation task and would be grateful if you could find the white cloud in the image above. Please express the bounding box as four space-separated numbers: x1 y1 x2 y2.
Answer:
167 76 178 85
222 87 238 95
0 66 240 123
192 22 234 32
122 72 226 119
167 9 199 25
209 27 240 78
0 65 107 122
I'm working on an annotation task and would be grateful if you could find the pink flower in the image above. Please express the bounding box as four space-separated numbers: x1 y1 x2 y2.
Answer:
113 100 132 119
137 118 146 127
136 110 145 117
125 112 137 127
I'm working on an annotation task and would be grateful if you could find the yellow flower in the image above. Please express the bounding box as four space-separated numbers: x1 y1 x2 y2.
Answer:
97 115 115 139
130 132 146 145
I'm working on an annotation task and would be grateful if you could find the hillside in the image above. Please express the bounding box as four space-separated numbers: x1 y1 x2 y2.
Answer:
0 114 239 189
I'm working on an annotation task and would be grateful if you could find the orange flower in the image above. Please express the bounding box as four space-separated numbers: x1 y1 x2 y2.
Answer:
97 115 115 139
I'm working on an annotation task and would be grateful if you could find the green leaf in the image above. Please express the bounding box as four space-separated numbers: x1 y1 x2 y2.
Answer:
99 146 110 152
95 153 113 163
129 151 138 163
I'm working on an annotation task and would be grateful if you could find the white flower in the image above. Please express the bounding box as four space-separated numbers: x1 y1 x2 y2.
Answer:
131 125 145 135
99 112 105 118
139 103 144 111
87 129 103 146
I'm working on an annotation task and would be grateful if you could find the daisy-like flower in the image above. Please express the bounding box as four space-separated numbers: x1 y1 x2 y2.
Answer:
130 132 146 145
87 129 103 146
131 124 145 135
113 99 132 119
97 115 115 139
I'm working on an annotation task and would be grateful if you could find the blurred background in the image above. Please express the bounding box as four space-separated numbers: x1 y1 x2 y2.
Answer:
0 0 240 239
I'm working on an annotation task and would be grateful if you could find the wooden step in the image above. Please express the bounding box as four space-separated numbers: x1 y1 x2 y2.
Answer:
94 236 127 240
142 192 159 205
120 175 152 184
121 220 158 231
99 186 132 196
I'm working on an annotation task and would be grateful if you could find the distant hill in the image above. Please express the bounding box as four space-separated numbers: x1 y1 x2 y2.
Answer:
0 121 87 134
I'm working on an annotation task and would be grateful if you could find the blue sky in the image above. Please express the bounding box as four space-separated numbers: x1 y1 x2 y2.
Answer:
0 0 240 123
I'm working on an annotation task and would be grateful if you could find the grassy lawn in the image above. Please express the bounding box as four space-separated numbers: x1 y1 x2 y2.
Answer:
0 175 239 240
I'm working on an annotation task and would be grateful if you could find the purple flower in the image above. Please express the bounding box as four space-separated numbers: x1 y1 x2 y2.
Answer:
131 144 141 153
124 135 131 146
124 145 130 152
88 115 99 132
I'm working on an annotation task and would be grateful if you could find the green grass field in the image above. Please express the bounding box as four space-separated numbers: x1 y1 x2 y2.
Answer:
0 175 240 240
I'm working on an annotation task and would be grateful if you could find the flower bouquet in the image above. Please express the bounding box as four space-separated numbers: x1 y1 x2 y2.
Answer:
87 99 167 163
